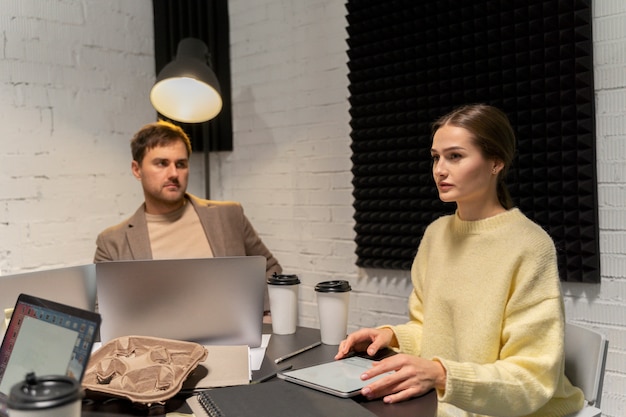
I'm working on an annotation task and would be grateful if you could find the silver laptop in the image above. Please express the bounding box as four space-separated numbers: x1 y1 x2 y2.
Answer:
0 293 101 417
0 265 97 339
95 256 266 347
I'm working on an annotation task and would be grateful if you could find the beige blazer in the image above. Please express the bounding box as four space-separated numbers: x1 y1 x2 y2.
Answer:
94 194 282 278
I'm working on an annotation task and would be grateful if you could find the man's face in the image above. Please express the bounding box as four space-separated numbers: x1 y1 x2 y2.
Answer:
131 140 189 214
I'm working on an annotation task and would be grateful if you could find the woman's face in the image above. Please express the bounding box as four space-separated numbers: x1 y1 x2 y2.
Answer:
430 125 500 207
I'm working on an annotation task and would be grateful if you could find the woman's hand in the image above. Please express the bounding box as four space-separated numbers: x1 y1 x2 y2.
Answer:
359 354 447 403
335 328 446 403
335 328 395 360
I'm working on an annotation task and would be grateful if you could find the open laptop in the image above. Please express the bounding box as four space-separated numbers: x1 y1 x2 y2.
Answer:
95 256 266 347
0 293 101 417
0 265 97 338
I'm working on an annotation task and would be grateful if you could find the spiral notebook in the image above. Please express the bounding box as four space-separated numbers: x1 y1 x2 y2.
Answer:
187 379 376 417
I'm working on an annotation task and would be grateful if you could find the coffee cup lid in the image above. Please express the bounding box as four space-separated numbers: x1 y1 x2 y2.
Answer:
314 280 351 293
8 372 82 410
267 273 300 285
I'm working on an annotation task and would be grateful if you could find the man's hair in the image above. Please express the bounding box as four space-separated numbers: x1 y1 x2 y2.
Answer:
130 120 192 163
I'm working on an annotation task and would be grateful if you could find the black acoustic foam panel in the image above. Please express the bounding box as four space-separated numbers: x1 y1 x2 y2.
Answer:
347 0 599 282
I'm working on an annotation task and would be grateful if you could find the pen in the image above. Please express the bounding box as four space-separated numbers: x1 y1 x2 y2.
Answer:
274 341 322 364
252 364 293 384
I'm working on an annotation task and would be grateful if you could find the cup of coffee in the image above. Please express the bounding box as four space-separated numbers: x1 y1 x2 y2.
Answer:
267 273 301 335
8 372 82 417
315 280 352 345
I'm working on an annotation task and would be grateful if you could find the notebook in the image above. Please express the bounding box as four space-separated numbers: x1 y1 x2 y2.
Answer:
0 293 101 417
95 256 266 347
187 379 377 417
0 264 97 338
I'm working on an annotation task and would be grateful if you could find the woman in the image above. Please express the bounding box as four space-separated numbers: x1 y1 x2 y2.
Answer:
336 104 584 416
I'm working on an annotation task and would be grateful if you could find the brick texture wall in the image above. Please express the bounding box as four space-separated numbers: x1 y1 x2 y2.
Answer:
0 0 623 414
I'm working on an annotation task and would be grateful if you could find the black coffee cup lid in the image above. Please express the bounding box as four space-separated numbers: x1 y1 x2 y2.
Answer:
314 280 351 293
8 372 82 410
267 273 300 285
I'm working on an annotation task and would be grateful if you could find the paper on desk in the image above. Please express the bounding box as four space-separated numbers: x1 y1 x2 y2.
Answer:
249 334 271 370
0 308 13 341
183 345 250 390
180 335 269 391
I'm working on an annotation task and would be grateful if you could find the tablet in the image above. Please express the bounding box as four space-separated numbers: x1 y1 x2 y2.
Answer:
277 356 393 398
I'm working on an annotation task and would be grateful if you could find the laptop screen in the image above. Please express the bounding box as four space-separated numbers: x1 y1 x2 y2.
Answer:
0 294 101 415
95 256 265 347
0 265 97 327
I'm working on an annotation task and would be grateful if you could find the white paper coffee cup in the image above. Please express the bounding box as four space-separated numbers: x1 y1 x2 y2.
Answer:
267 273 300 335
315 280 351 345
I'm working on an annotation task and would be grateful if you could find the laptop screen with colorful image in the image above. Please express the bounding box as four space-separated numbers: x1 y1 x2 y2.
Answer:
0 293 101 416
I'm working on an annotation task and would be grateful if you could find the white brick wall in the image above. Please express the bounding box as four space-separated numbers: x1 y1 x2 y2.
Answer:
0 0 624 415
586 2 626 415
0 0 206 273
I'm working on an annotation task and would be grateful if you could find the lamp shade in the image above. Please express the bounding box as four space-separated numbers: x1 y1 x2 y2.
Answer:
150 38 223 123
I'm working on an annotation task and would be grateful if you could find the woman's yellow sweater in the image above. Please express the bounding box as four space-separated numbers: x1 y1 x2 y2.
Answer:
389 208 584 417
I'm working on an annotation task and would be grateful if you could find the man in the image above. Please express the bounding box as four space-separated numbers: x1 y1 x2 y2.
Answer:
94 121 282 306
